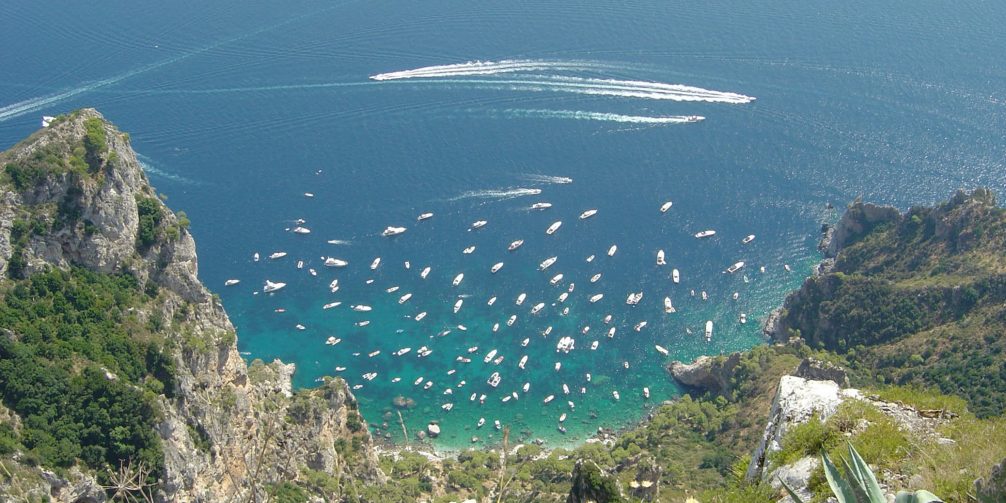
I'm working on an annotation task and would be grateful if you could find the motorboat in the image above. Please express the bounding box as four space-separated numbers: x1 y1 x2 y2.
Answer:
590 273 601 283
546 221 562 235
655 345 669 356
664 297 676 313
488 296 497 306
324 257 348 267
322 301 341 310
417 212 434 221
657 249 666 266
705 320 713 341
381 226 407 237
740 313 748 324
487 372 501 387
386 286 400 293
603 314 612 324
516 293 526 305
292 226 310 234
589 293 603 303
508 239 524 251
742 234 756 244
352 305 372 312
519 355 528 369
660 201 673 213
491 262 504 273
453 273 464 286
507 314 517 326
643 387 650 399
296 260 304 269
463 245 476 254
477 418 485 428
325 337 340 346
672 269 680 283
368 350 380 358
579 209 597 219
612 391 620 401
523 382 530 393
586 254 595 262
634 321 647 332
224 279 240 286
370 257 381 270
539 256 558 270
470 220 488 230
550 273 564 285
395 347 412 356
543 395 555 404
725 261 745 274
263 280 286 293
694 230 716 238
607 245 617 257
398 293 412 304
530 202 552 210
521 337 529 347
590 340 598 350
454 299 463 313
558 292 569 303
253 252 260 262
531 302 545 314
269 252 287 260
415 311 427 321
355 320 370 327
626 292 643 305
420 266 431 279
484 349 498 363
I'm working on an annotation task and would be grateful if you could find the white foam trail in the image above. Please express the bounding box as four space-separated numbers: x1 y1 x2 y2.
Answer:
370 59 612 81
449 187 542 201
521 174 574 185
433 76 755 104
326 239 353 245
505 109 705 124
137 154 200 185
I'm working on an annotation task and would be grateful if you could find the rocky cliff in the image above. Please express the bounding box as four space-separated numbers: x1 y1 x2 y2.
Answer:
0 110 383 501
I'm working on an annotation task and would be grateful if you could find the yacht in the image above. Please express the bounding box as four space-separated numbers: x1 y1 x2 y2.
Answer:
694 230 716 238
386 286 400 293
323 257 348 267
487 296 497 306
742 234 756 244
530 202 552 210
655 345 669 356
643 387 650 399
725 261 745 274
454 299 463 313
368 350 380 358
463 245 476 254
626 292 643 305
484 349 498 363
579 209 597 219
322 301 341 310
634 321 647 332
660 201 673 213
491 262 504 274
590 273 601 283
395 347 412 356
381 226 407 237
508 239 524 251
550 273 564 285
519 355 528 369
325 337 341 346
546 221 563 235
539 256 558 270
663 297 676 313
672 269 680 283
415 311 427 321
705 320 713 341
589 293 604 303
352 305 372 312
516 293 527 305
263 280 286 293
543 395 555 404
268 252 287 260
417 212 434 221
607 245 617 257
558 292 569 303
370 257 381 270
657 249 666 266
224 279 240 286
420 266 431 279
507 314 517 327
453 273 464 286
487 372 501 388
470 220 488 230
398 293 412 304
531 302 545 314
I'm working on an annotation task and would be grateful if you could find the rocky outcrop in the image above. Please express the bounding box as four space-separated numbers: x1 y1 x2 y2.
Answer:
794 358 849 387
567 460 624 503
820 197 900 258
667 353 742 396
0 110 384 501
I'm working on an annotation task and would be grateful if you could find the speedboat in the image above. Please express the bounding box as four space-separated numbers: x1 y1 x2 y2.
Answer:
420 266 431 279
454 299 463 313
521 337 529 347
381 226 407 237
725 261 745 274
664 297 676 313
224 279 240 286
453 273 464 286
417 212 434 221
292 226 311 234
487 296 497 306
590 273 601 283
634 321 647 332
742 234 756 244
415 311 427 321
603 314 612 323
325 337 341 346
740 313 747 324
705 320 713 341
322 301 341 310
558 292 569 303
352 305 372 312
550 273 564 285
660 201 673 213
531 302 545 314
491 262 504 273
655 345 669 356
355 320 370 327
398 293 412 304
370 257 381 270
590 340 598 350
672 269 680 283
263 280 286 293
530 202 552 210
586 254 595 262
323 257 348 267
607 245 617 257
508 240 524 251
539 256 558 270
543 395 555 404
484 349 498 363
546 221 562 235
253 253 260 262
386 286 400 293
507 314 517 326
487 372 501 388
296 260 304 269
579 209 598 219
470 220 487 230
395 347 412 356
694 230 716 238
519 355 528 369
463 245 476 254
516 293 526 305
477 418 485 428
589 293 603 303
643 387 650 399
612 391 620 401
626 292 643 305
269 252 287 260
657 249 666 266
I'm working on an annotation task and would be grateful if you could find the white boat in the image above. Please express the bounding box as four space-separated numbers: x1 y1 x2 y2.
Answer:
457 324 467 331
224 279 240 286
420 266 431 279
742 234 756 244
41 115 55 128
309 269 317 276
607 327 616 338
398 293 412 304
442 403 454 411
539 256 558 270
463 245 476 254
519 355 528 369
487 372 501 387
477 417 485 428
657 249 666 266
732 292 740 300
626 292 643 305
516 293 526 305
530 202 552 210
586 254 595 263
784 264 792 272
352 305 372 312
325 337 341 346
589 293 603 303
304 193 314 198
403 260 410 269
484 349 498 363
590 340 598 350
395 347 412 356
417 212 434 221
705 320 713 341
740 313 747 324
253 252 260 262
508 240 524 251
292 226 311 235
694 230 716 238
725 261 745 274
507 314 517 327
660 201 673 213
470 220 487 230
643 387 650 399
559 413 567 422
672 269 680 283
323 257 348 267
454 299 463 313
368 350 380 358
612 391 620 401
415 311 427 321
607 245 617 257
555 362 561 371
355 320 370 327
381 226 407 237
295 324 306 330
544 326 553 336
590 273 601 283
543 395 555 404
634 321 647 332
322 301 341 310
655 345 669 356
558 292 569 303
521 337 529 347
523 382 530 392
491 262 504 274
269 252 287 260
494 420 501 430
701 291 708 301
663 297 676 313
296 260 304 269
424 381 434 390
370 257 381 270
263 280 286 293
550 273 564 285
453 273 464 286
603 314 612 324
579 209 597 219
531 302 545 314
487 296 497 306
546 221 562 235
386 286 400 293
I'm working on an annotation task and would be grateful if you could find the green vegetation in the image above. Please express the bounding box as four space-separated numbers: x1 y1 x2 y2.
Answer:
136 195 163 249
82 117 107 172
0 267 172 485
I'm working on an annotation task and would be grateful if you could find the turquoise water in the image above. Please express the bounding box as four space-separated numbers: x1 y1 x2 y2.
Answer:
2 0 1004 449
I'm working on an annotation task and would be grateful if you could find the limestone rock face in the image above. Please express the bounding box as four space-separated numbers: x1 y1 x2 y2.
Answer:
794 358 849 387
667 353 742 395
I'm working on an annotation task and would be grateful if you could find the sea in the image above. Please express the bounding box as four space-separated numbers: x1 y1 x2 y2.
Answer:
1 0 1004 450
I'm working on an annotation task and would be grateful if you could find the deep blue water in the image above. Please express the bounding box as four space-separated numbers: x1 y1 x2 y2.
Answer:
2 0 1004 449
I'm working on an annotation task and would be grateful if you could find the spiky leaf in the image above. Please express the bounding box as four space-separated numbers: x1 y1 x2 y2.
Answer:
895 490 943 503
848 442 887 502
779 476 806 503
822 451 856 503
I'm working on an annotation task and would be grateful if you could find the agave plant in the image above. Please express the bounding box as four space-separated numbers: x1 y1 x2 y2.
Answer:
780 442 942 503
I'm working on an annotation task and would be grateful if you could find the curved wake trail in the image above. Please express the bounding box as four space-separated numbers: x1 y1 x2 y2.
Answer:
369 59 615 81
448 187 543 201
137 154 201 185
504 109 705 124
427 76 754 103
520 174 573 185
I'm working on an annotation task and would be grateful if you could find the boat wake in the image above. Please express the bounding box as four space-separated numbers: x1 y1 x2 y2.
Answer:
504 109 705 124
520 173 574 185
449 187 543 202
326 239 353 245
369 59 614 81
137 154 201 185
